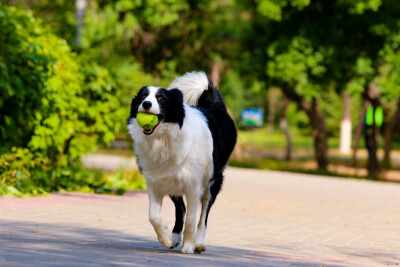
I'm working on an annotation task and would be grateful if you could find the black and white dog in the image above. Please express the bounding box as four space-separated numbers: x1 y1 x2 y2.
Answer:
127 72 237 254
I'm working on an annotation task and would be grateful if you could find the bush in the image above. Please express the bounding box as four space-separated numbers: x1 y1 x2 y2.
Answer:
0 4 123 195
0 3 51 153
0 148 145 196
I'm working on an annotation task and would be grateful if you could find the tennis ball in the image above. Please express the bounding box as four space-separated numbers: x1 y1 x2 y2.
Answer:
136 112 158 130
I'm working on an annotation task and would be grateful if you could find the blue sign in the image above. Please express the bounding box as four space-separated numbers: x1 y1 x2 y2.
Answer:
242 108 263 127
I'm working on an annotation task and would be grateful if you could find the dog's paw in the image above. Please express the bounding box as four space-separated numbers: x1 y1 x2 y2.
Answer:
170 232 181 248
194 243 206 253
157 233 173 249
181 242 194 254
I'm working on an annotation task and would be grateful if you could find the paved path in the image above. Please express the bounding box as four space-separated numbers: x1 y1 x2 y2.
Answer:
1 167 400 266
82 154 138 171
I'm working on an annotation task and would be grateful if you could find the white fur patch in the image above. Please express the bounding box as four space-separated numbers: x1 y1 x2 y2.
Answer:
181 241 194 254
172 232 182 247
168 72 209 106
138 86 161 114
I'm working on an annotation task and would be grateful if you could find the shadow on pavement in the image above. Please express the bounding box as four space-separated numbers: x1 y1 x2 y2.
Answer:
328 245 400 267
0 219 336 267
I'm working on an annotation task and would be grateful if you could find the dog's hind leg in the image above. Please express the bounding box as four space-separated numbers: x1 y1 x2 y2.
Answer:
148 188 174 249
194 187 210 253
205 172 223 226
170 195 186 248
194 172 223 253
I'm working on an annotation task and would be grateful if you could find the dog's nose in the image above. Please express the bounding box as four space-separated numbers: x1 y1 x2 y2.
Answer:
142 101 152 110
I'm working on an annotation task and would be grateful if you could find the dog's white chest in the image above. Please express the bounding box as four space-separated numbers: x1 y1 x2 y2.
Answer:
130 105 214 197
138 143 212 196
148 172 193 196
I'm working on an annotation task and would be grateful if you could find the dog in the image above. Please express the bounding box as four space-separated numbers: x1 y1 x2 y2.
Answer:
127 71 237 254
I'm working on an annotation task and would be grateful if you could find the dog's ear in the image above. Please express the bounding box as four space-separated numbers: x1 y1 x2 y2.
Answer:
129 95 141 117
167 88 183 103
127 87 147 124
164 88 185 128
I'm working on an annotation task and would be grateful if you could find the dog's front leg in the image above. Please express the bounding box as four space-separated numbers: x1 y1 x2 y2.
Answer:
148 188 173 248
181 191 199 254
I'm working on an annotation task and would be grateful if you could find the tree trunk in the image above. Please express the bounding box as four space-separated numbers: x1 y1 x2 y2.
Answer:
282 87 329 170
280 97 291 161
267 88 281 133
308 98 329 170
26 0 33 9
339 91 352 154
351 101 368 167
210 61 221 87
383 98 400 168
267 100 276 134
365 82 381 178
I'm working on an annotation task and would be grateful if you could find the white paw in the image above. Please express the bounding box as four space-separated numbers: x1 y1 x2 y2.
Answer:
158 233 173 248
181 242 194 254
157 223 173 248
194 243 206 253
171 232 181 248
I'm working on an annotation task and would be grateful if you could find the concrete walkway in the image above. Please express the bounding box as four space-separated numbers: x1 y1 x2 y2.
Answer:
1 167 400 266
82 153 138 171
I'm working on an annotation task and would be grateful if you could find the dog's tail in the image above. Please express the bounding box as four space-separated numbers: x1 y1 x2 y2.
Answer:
168 71 223 108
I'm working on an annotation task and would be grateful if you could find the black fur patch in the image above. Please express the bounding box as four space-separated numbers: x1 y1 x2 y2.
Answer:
197 87 237 226
161 88 185 128
128 86 149 123
170 195 186 234
197 79 224 108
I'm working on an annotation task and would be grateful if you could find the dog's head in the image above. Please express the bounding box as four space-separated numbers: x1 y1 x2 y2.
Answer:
128 86 185 135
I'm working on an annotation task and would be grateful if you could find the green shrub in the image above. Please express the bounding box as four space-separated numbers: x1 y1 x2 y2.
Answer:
0 4 124 196
0 4 50 152
0 148 48 196
0 3 120 161
0 148 146 196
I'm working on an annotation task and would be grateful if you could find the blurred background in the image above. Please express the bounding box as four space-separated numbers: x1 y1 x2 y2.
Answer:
1 0 399 196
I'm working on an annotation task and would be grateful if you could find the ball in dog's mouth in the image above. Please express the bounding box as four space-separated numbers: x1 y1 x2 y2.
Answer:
143 115 163 135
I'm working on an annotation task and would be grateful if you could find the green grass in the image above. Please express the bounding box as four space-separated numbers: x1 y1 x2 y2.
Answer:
238 127 340 149
234 126 400 182
229 157 382 181
238 126 399 151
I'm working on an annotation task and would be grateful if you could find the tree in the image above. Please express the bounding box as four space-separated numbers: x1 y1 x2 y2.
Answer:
237 0 400 172
376 31 400 169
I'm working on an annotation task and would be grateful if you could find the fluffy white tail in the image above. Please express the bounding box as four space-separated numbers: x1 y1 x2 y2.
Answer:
168 71 209 106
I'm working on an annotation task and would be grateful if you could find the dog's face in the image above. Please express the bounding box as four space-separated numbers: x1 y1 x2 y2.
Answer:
128 86 185 135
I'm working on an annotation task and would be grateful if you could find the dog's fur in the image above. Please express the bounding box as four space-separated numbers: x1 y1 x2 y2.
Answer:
127 71 237 254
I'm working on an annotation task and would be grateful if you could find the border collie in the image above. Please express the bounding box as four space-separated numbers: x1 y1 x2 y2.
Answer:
127 72 237 254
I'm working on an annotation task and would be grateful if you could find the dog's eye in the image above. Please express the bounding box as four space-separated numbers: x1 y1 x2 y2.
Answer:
157 96 165 102
141 95 146 101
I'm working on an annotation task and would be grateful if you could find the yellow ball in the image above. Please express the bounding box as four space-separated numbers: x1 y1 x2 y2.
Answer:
136 112 158 130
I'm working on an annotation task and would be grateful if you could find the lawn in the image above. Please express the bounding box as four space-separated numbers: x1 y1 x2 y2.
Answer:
237 126 340 150
233 126 400 182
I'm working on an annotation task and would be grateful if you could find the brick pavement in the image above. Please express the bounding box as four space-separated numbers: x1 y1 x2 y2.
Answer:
1 167 400 266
